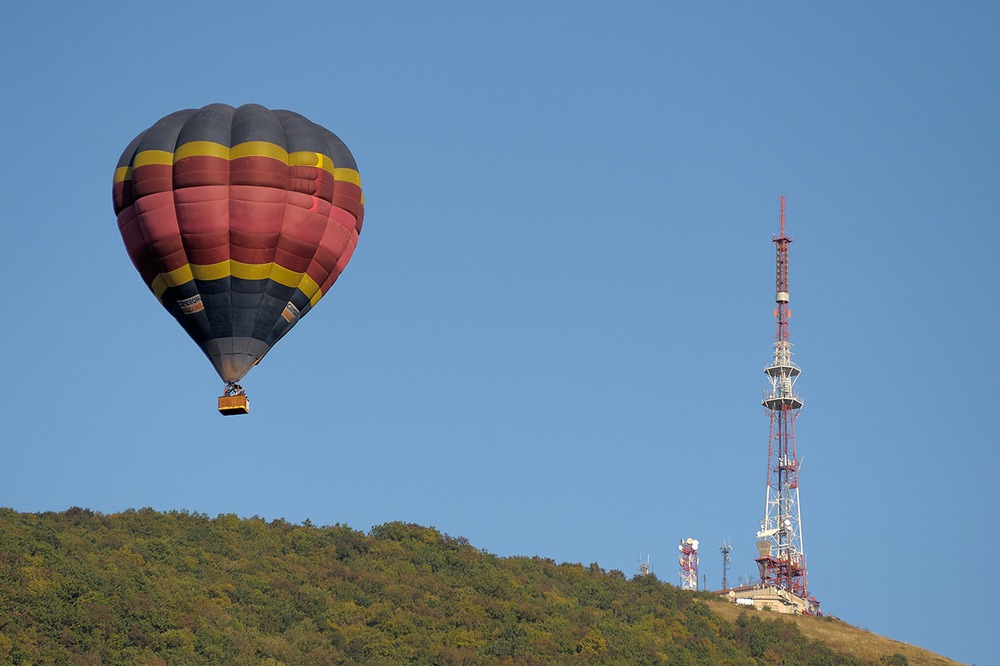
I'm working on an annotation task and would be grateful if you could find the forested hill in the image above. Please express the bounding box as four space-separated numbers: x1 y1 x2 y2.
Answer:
0 508 947 665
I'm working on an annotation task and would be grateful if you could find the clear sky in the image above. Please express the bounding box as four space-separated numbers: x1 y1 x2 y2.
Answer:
2 2 997 663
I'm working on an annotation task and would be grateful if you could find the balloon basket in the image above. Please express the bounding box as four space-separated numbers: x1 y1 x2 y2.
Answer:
218 394 250 416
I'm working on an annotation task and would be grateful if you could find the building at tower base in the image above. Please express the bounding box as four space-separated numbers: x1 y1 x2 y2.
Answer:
713 585 820 615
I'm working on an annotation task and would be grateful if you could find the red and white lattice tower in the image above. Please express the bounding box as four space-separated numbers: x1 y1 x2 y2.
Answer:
678 538 699 591
754 197 819 613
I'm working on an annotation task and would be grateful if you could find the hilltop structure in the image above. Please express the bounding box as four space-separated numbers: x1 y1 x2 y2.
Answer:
720 197 820 615
678 538 699 591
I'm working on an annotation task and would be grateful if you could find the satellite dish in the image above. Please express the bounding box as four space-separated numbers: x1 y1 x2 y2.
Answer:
678 544 684 552
692 540 699 550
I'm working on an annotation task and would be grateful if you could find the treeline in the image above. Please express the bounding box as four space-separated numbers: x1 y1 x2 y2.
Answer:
0 508 882 664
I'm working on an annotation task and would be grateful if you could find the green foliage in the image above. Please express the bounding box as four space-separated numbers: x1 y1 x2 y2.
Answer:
0 508 875 664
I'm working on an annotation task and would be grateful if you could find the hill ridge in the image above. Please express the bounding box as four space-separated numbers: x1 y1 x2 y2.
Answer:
0 508 960 665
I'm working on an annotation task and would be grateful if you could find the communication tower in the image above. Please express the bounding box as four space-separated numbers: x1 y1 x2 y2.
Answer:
754 196 819 613
638 554 652 577
678 538 699 591
720 541 732 591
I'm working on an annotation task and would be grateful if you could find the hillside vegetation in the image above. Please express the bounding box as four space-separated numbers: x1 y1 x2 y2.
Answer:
0 508 954 665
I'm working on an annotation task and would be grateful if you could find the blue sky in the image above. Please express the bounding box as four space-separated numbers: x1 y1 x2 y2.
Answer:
2 2 997 663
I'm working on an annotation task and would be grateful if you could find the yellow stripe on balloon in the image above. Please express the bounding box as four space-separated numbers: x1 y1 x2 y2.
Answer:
288 150 332 172
333 167 361 186
230 141 289 161
267 263 304 288
189 262 231 282
297 274 323 306
150 260 327 302
132 149 174 169
119 142 360 185
174 141 231 161
151 263 195 299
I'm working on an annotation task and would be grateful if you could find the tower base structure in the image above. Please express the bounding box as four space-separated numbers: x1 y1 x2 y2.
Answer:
712 585 820 615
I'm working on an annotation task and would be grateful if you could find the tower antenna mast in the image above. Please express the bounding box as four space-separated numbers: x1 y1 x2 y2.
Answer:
720 540 732 592
754 196 819 613
678 538 699 591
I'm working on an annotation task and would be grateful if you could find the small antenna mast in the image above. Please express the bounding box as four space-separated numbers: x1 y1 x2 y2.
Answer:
720 540 732 591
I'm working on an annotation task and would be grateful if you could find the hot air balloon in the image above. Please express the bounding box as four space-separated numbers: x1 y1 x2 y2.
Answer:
112 104 364 415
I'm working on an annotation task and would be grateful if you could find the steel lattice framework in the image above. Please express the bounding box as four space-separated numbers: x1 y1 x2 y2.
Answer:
678 538 699 591
754 197 818 613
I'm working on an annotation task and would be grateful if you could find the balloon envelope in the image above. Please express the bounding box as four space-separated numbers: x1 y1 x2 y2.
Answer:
113 103 364 382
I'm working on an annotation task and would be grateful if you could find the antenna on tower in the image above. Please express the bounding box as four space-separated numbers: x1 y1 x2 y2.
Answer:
720 540 732 591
